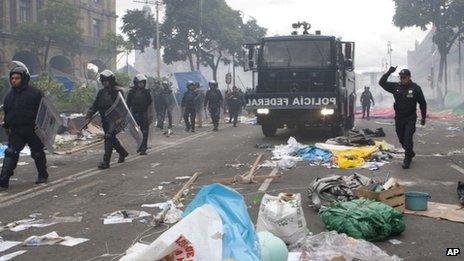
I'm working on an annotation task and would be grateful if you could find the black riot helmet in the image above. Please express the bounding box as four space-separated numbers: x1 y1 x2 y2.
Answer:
9 66 30 86
187 80 195 90
209 80 218 89
133 74 147 87
99 70 117 86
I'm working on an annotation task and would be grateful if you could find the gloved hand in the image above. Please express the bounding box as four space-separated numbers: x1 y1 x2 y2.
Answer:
420 118 426 126
388 66 397 74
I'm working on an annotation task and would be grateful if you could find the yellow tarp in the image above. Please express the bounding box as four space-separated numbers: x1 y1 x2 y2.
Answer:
331 146 379 169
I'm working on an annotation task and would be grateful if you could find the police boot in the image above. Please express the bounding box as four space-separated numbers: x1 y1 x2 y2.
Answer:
402 156 412 169
98 155 110 169
117 148 129 163
32 151 48 184
99 140 112 169
0 149 19 190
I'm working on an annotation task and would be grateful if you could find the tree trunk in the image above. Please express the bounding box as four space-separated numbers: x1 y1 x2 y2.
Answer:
43 39 52 72
187 53 195 71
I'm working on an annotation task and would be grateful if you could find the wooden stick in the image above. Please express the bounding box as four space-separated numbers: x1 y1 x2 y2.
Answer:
152 172 200 226
213 174 280 185
242 154 263 183
54 139 104 155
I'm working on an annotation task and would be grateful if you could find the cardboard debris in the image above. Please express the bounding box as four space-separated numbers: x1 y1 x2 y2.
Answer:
0 238 21 252
404 202 464 223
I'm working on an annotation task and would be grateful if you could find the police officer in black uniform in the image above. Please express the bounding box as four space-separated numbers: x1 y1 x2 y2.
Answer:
379 66 427 169
152 79 165 129
127 74 152 155
204 80 223 131
86 70 128 169
360 86 375 119
226 86 243 127
181 81 198 132
161 80 174 135
0 65 48 190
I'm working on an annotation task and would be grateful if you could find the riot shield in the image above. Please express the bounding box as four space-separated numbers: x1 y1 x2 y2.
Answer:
35 96 61 153
104 92 143 148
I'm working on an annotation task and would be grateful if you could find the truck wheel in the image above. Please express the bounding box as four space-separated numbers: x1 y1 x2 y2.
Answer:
331 126 346 137
262 125 277 137
346 115 355 130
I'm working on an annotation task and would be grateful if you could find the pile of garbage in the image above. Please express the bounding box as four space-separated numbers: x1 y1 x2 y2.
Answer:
264 134 399 170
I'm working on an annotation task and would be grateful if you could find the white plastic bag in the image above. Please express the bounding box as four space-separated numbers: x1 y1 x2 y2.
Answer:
256 193 308 245
120 204 223 261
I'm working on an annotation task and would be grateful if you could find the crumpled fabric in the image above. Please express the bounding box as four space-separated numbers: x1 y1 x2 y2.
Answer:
297 147 332 163
320 199 406 242
362 127 386 137
326 130 375 146
272 137 304 159
307 174 371 210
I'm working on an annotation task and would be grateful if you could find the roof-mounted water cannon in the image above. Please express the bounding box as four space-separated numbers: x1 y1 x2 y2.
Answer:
292 21 311 35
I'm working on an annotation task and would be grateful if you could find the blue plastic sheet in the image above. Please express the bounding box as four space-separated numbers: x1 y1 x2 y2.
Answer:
297 146 332 163
173 71 208 102
183 184 260 261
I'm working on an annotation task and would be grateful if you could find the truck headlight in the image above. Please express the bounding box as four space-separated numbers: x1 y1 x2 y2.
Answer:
321 108 335 115
257 108 270 115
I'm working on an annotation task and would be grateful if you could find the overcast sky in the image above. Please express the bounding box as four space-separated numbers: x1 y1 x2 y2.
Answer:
116 0 430 71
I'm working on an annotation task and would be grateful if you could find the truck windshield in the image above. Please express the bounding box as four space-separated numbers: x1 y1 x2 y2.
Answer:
261 40 332 67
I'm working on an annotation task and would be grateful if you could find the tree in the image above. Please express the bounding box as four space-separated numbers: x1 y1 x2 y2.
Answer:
16 1 83 72
162 0 266 80
121 9 156 52
393 0 464 105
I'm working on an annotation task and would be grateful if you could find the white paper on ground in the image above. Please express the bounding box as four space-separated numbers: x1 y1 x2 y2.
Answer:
141 203 169 209
0 241 21 252
60 236 89 247
0 250 27 261
103 218 132 225
120 204 223 261
175 176 191 180
287 252 302 261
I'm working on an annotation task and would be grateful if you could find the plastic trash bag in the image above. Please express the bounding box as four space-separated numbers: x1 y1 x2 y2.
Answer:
256 193 309 244
120 204 223 261
183 184 260 261
321 199 405 241
289 231 401 261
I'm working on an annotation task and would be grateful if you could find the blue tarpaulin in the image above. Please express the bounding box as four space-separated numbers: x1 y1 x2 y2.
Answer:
173 71 208 101
183 184 260 261
297 146 333 163
30 75 75 93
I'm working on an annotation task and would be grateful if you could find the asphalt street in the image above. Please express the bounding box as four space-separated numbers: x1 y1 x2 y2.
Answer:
0 116 464 260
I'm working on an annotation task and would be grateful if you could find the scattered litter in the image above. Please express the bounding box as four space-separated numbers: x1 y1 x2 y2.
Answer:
99 193 106 196
150 163 161 168
258 231 288 261
17 162 28 166
389 239 403 245
404 202 464 223
175 176 191 180
256 193 309 244
183 184 260 261
321 199 405 241
308 174 371 210
447 126 460 131
0 238 21 252
0 250 27 261
255 143 274 149
160 181 172 185
2 215 82 232
289 231 401 260
23 231 88 247
225 163 245 168
102 210 150 225
120 204 223 261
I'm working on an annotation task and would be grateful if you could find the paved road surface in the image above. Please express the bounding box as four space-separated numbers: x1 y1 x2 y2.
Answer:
0 118 463 260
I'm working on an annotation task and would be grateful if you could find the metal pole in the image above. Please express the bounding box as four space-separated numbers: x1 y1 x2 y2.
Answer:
197 0 202 71
232 54 236 87
155 1 161 78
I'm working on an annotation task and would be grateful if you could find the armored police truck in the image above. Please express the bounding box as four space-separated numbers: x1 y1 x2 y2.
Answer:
244 26 356 137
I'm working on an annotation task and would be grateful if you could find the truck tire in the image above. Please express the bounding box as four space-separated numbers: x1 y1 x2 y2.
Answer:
262 125 277 137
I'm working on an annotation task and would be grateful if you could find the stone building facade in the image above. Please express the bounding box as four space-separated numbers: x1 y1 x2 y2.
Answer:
0 0 117 78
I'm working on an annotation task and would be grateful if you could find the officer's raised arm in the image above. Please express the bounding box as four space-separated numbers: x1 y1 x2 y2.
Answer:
379 66 397 93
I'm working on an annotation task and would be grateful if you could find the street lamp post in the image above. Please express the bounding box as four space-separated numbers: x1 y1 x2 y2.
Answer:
387 41 393 67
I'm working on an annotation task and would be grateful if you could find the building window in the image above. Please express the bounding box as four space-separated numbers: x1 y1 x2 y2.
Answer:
92 18 101 38
19 0 32 24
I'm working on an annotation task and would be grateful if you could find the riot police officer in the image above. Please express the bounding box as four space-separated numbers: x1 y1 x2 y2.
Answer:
161 80 175 135
181 81 198 132
204 80 223 131
152 79 165 129
379 66 427 169
86 70 128 169
360 86 375 119
127 74 152 155
226 86 243 127
0 65 48 190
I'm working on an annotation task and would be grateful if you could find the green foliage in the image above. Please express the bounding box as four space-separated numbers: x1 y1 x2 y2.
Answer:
16 1 83 71
121 9 156 52
68 85 95 113
33 73 67 111
114 72 131 87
